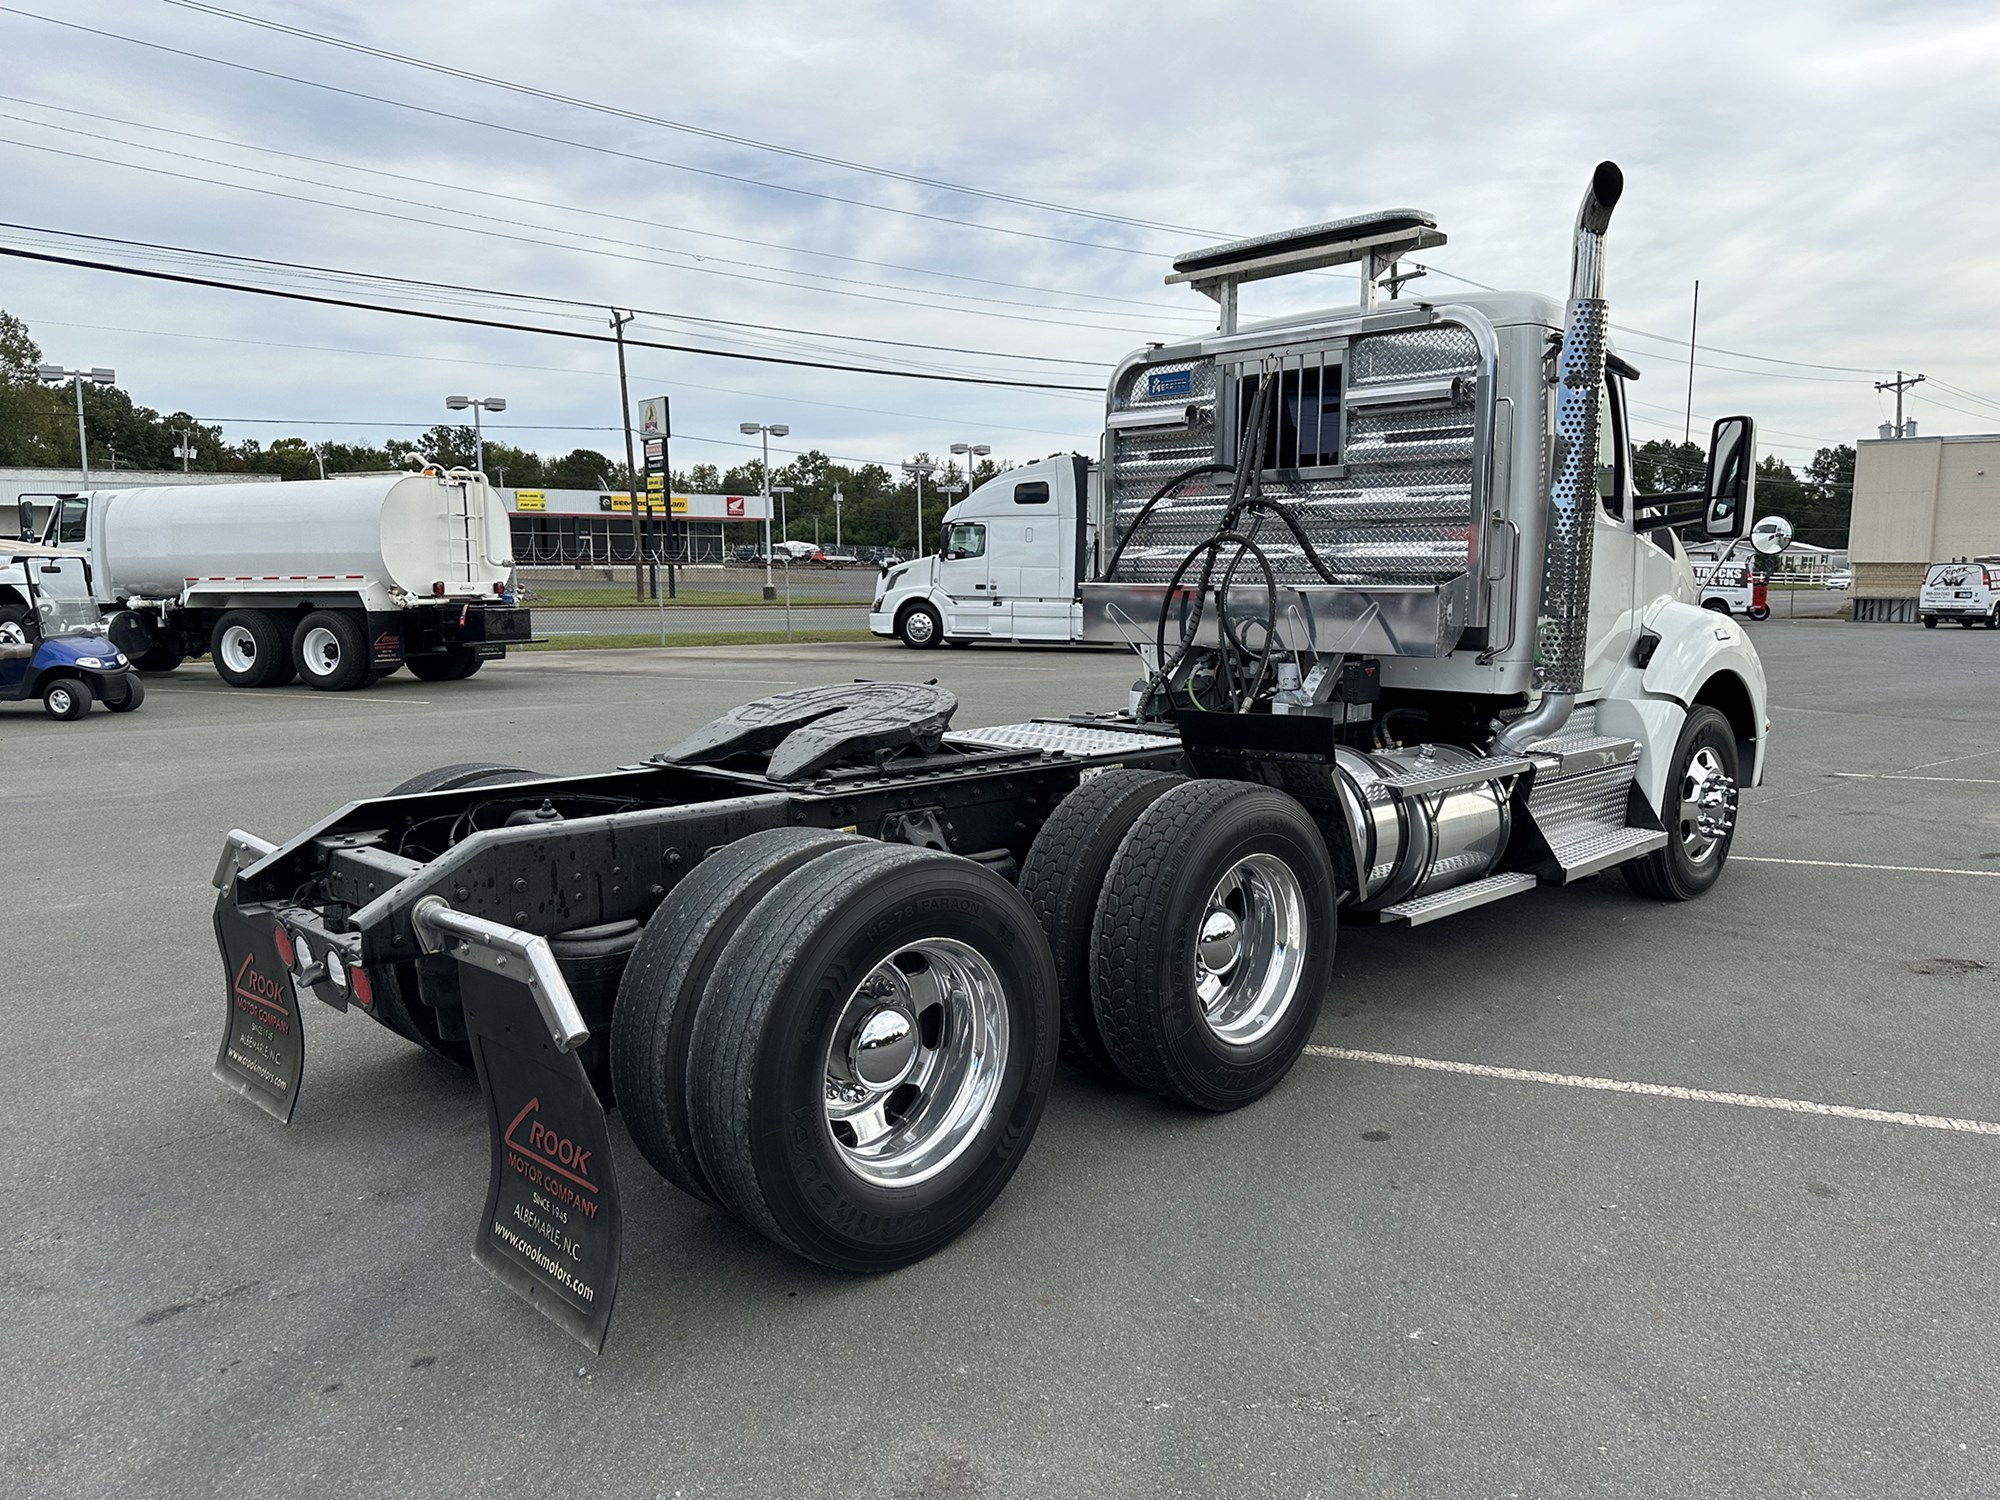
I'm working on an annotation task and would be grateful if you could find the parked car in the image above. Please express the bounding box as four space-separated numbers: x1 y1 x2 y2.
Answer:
1920 560 2000 628
1824 571 1851 591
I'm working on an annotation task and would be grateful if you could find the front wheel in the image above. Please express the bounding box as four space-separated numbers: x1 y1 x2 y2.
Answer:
687 842 1058 1272
896 601 943 649
1623 705 1740 901
1703 598 1732 615
101 674 145 713
1923 616 1939 628
1747 605 1770 621
42 676 92 720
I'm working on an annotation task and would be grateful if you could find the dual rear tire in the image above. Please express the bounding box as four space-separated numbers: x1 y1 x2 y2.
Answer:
612 831 1059 1271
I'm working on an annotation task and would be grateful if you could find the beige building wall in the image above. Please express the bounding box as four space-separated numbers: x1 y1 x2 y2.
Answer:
1850 435 2000 599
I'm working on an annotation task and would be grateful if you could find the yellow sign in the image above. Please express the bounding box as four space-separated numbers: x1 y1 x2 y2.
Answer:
608 494 632 512
515 489 545 512
670 495 688 515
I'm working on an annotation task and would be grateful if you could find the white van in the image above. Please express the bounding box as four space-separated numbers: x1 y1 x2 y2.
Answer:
1920 560 2000 628
869 456 1093 647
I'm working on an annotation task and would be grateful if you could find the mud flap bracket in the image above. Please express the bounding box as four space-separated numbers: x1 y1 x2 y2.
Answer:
411 897 621 1353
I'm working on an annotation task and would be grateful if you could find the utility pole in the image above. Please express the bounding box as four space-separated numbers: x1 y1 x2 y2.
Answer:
610 310 645 600
1875 370 1925 438
1683 279 1699 447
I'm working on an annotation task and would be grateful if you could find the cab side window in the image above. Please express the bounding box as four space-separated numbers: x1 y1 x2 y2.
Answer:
943 522 986 560
1596 375 1635 523
1013 481 1050 505
57 498 89 545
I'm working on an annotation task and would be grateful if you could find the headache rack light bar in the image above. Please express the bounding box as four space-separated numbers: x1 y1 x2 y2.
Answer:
1168 209 1445 294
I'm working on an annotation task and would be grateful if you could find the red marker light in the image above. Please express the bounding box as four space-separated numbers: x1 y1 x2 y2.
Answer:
271 924 295 968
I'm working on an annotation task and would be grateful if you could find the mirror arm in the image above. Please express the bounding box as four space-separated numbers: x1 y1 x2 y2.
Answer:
1633 490 1703 510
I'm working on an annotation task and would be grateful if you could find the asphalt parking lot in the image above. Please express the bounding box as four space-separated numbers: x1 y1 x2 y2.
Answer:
2 619 1995 1499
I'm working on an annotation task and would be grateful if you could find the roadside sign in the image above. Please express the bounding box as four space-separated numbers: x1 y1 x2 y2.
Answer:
515 489 546 512
637 396 670 437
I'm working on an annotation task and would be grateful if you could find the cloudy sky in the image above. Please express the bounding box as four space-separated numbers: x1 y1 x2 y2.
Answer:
5 0 1999 481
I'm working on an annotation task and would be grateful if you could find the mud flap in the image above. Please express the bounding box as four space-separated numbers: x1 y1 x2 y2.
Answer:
212 896 306 1123
211 831 304 1122
415 898 622 1352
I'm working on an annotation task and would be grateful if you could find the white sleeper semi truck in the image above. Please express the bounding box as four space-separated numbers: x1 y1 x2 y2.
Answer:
209 163 1793 1350
20 468 530 690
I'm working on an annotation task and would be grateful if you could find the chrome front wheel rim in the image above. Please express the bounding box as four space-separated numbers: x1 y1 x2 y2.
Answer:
301 625 342 678
219 624 258 674
822 937 1008 1188
1678 745 1738 864
1192 853 1308 1047
904 610 935 644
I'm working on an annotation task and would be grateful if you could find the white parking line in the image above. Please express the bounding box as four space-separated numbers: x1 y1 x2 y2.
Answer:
1831 773 2000 785
1306 1047 2000 1136
1733 855 2000 878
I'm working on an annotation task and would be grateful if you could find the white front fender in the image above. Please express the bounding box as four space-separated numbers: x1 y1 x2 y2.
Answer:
1637 598 1771 785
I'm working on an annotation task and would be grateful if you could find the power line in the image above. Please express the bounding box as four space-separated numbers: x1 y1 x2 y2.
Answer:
153 0 1220 240
0 222 1119 368
0 136 1177 339
0 5 1164 259
23 312 1100 438
0 91 1189 317
0 244 1102 392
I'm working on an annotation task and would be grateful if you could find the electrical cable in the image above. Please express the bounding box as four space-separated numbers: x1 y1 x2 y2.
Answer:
0 5 1167 258
0 243 1102 392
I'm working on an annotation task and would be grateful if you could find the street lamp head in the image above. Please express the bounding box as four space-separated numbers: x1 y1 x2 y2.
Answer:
90 368 116 385
902 460 935 478
769 423 790 437
483 397 506 412
770 485 794 496
36 364 66 382
445 395 472 410
739 422 760 435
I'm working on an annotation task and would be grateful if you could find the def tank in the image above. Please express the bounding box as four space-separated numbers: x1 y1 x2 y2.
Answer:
84 472 513 603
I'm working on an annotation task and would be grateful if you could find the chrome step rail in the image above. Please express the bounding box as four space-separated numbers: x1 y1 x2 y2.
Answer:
1378 871 1537 926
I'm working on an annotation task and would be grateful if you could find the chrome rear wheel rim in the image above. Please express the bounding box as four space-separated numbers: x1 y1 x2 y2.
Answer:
1192 853 1307 1047
822 937 1008 1188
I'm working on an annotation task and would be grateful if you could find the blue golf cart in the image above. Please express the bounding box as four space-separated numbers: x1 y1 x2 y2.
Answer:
0 539 144 720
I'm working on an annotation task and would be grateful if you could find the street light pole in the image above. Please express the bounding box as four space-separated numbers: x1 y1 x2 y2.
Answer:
901 459 935 555
740 420 790 600
444 394 507 479
37 364 115 486
832 486 843 549
771 485 794 547
608 311 647 600
949 441 992 498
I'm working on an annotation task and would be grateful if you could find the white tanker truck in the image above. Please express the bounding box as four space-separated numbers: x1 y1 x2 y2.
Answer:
15 468 530 690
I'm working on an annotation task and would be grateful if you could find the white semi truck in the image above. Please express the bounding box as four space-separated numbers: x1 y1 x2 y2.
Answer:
18 468 530 689
211 163 1794 1350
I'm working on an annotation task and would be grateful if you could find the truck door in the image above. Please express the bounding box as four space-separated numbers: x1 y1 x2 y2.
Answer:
1006 477 1072 641
1584 368 1646 690
937 521 992 636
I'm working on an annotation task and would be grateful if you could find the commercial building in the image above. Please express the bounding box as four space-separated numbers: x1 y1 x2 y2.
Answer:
500 487 772 566
1849 435 2000 620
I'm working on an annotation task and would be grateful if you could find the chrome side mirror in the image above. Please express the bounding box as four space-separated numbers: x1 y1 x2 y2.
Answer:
1703 415 1756 539
1751 515 1794 556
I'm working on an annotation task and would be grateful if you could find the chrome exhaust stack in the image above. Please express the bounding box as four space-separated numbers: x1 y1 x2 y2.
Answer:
1494 161 1623 757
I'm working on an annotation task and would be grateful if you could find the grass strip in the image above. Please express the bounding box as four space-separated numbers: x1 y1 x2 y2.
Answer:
523 629 875 652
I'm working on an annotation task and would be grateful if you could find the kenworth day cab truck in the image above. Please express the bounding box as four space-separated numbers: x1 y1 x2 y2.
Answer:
210 164 1793 1350
23 468 531 690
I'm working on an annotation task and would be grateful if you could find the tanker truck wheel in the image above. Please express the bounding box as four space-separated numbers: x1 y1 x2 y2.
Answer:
1091 780 1337 1111
611 826 866 1210
687 842 1058 1271
1018 768 1186 1078
293 610 372 691
407 646 481 681
212 610 296 688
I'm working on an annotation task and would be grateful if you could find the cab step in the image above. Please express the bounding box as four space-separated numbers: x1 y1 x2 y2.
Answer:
1378 871 1537 926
